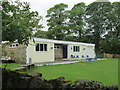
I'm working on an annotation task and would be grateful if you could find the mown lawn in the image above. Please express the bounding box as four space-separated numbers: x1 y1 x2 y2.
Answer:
0 63 22 70
23 58 118 86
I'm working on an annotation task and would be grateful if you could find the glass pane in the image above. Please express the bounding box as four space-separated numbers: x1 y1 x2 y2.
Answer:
73 46 76 52
10 44 12 47
44 44 47 51
76 46 78 52
78 46 80 52
40 44 43 51
36 43 39 51
16 44 18 46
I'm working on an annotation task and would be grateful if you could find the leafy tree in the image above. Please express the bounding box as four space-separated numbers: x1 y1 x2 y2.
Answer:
86 2 112 54
110 2 120 42
101 2 120 54
46 3 68 40
2 0 43 45
101 31 120 54
68 3 86 41
34 30 48 39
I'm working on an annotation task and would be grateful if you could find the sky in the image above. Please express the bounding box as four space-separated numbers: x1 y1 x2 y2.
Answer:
20 0 120 31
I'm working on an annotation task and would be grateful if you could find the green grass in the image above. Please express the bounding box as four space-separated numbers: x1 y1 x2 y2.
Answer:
23 58 118 86
0 63 22 70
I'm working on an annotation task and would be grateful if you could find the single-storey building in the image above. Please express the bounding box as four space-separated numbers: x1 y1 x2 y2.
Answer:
1 38 96 64
26 38 96 64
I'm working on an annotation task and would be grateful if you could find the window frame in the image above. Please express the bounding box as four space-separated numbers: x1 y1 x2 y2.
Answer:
9 43 19 48
35 43 47 52
54 46 60 49
73 46 80 52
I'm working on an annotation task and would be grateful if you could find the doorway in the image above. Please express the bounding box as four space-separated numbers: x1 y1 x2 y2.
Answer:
63 45 68 58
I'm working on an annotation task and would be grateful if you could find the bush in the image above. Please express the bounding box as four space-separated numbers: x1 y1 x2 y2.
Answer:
2 60 15 63
15 56 26 64
96 53 104 58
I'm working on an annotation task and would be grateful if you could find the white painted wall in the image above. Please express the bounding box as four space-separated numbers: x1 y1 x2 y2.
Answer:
86 46 96 58
27 41 54 64
68 44 95 59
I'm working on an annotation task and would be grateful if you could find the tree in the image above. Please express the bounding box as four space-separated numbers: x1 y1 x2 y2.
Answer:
68 3 86 42
101 31 120 54
86 2 112 54
110 2 120 44
101 2 120 54
34 30 48 39
2 0 43 45
46 3 68 40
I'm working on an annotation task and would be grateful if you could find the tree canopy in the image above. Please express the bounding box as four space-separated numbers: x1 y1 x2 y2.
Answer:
68 3 86 41
2 0 120 54
46 3 68 40
46 1 120 54
86 2 112 54
2 0 43 45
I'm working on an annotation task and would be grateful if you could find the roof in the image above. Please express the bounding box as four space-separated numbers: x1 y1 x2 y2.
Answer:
32 38 95 46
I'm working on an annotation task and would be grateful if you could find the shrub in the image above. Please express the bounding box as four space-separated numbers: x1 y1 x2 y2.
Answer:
15 56 26 64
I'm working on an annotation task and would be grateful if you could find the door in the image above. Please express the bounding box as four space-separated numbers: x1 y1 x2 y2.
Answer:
63 45 68 58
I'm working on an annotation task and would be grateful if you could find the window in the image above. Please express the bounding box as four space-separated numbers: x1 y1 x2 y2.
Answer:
9 43 19 48
35 43 47 51
36 44 39 51
73 46 76 52
54 46 60 49
40 44 43 51
44 44 47 51
16 44 18 46
73 46 80 52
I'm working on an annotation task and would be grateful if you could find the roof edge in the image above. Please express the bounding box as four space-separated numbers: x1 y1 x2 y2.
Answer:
30 37 95 46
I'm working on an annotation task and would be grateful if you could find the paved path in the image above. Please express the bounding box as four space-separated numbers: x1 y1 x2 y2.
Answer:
35 58 106 66
35 60 83 66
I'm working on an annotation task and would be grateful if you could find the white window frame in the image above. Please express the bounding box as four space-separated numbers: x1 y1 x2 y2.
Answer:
9 43 19 48
54 46 60 49
73 46 80 52
35 43 47 52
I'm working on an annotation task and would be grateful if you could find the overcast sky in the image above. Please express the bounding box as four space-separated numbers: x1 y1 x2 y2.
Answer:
20 0 120 31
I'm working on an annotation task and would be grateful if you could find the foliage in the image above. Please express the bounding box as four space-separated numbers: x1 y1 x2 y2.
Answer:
2 0 119 54
16 56 26 64
100 2 120 54
46 2 119 54
34 30 48 39
86 2 112 54
46 3 68 40
1 44 8 56
68 3 86 42
1 63 21 70
8 51 16 60
2 0 43 45
2 43 16 60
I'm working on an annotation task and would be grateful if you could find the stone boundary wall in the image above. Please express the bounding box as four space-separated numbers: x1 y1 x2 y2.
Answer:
2 68 118 89
104 53 120 58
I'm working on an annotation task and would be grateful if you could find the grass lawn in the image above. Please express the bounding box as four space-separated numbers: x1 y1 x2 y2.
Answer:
0 63 22 70
23 58 118 86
